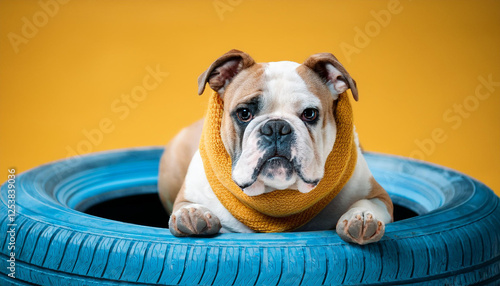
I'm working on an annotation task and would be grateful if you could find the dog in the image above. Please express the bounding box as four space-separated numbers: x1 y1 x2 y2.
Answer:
158 50 393 245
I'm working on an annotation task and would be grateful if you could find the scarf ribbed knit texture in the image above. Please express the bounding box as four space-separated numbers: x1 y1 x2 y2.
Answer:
199 91 357 232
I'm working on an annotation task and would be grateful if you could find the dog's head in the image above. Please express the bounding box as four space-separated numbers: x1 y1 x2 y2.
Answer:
198 50 358 196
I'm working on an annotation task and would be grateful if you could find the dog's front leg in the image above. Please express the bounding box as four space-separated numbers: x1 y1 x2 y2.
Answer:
336 179 393 245
168 182 222 237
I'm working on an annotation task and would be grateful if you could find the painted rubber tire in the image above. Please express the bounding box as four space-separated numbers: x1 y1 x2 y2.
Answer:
1 147 499 286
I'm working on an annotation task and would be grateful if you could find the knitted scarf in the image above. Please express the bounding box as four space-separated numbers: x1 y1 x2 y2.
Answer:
199 91 357 232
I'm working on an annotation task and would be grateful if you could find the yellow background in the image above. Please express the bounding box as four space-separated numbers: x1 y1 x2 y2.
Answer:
1 0 499 195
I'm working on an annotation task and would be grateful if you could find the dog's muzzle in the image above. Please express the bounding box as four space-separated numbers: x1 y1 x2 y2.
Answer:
255 119 295 182
259 119 294 157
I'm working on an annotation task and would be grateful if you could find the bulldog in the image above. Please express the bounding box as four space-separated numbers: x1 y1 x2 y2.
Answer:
158 50 393 245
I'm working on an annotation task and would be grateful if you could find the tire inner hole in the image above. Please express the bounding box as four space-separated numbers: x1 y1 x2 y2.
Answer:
83 193 418 228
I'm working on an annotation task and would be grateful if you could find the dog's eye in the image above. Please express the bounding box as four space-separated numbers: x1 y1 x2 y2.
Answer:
236 108 253 122
301 108 318 122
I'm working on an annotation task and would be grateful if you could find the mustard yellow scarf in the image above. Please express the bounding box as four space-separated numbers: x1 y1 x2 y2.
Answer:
199 91 357 232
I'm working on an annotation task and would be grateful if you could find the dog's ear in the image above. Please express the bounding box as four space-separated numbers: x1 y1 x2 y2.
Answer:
198 49 256 95
303 53 358 101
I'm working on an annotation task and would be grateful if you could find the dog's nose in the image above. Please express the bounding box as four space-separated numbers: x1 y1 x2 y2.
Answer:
260 120 293 138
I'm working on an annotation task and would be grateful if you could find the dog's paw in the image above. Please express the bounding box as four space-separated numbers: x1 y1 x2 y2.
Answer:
169 204 221 237
336 208 385 245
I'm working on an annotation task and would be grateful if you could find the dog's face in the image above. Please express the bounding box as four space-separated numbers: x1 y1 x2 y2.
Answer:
198 50 358 196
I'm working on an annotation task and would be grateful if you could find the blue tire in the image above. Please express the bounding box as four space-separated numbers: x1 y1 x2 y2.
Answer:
1 147 499 285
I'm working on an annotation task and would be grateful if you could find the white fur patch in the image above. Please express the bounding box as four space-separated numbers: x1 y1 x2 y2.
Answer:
184 150 253 233
348 198 392 225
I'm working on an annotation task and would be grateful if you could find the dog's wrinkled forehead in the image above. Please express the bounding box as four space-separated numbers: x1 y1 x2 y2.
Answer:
223 61 329 112
265 61 302 85
261 61 322 111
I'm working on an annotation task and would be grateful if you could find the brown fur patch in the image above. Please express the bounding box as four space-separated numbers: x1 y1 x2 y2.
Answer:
368 177 394 222
295 65 335 116
221 63 266 158
296 64 337 159
158 119 204 212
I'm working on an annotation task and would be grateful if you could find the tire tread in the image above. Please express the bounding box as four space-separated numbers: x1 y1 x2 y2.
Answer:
1 149 499 285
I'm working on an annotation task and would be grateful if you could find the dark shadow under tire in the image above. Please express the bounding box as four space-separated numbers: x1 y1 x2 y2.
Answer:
1 147 499 285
